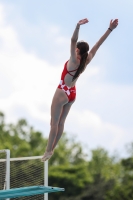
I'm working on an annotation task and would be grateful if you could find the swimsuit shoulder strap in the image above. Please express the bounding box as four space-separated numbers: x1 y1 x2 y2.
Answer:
65 61 78 77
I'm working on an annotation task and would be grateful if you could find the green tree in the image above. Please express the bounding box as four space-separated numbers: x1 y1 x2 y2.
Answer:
109 157 133 200
0 112 47 157
78 148 120 200
88 148 122 181
106 143 133 200
1 111 130 200
48 164 91 200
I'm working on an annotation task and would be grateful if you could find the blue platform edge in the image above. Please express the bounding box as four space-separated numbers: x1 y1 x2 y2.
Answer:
0 186 65 199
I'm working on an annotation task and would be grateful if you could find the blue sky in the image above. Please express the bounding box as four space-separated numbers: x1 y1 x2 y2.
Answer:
0 0 133 158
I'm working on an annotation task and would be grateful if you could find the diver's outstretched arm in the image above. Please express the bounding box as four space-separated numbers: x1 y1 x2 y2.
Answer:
70 18 89 63
86 19 118 65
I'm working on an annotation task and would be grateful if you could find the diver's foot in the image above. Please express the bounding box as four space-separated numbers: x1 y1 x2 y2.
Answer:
41 151 53 162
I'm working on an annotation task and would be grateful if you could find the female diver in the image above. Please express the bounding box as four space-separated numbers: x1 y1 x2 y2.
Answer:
41 18 118 161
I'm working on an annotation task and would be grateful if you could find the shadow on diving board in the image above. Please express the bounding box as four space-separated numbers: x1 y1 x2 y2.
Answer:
0 186 65 199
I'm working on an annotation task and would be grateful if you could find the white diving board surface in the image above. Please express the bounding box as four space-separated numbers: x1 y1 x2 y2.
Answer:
0 186 65 199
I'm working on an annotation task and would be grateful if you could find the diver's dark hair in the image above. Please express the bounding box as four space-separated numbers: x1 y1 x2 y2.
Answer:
73 41 89 81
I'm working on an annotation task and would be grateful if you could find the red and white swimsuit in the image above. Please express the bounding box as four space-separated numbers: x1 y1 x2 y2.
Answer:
58 61 78 102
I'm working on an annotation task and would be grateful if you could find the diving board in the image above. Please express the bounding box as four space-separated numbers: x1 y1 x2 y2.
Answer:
0 186 65 199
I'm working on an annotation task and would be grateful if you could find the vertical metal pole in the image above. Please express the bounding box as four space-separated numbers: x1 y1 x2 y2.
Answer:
6 149 10 200
44 160 48 200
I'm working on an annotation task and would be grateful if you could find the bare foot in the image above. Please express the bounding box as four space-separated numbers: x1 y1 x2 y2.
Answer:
41 151 53 162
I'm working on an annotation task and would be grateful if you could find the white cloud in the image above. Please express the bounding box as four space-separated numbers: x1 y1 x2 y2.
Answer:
66 108 132 157
0 4 61 123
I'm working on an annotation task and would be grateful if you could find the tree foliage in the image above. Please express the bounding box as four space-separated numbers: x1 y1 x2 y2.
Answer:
0 111 133 200
0 112 47 157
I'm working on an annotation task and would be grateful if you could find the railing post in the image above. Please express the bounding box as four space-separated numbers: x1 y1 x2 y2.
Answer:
44 160 48 200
